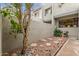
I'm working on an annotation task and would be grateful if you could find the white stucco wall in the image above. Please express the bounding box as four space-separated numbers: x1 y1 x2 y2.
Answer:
53 3 79 17
58 28 79 39
42 3 52 21
32 9 43 22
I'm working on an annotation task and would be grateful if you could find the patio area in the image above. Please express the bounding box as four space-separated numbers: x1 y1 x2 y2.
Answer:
4 37 79 56
57 38 79 56
2 37 68 56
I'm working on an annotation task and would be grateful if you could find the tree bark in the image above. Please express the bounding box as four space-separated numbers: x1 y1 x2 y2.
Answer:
21 7 31 55
21 31 29 54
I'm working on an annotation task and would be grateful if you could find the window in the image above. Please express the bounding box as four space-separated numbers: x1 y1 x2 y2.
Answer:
55 13 78 28
34 12 39 17
45 7 52 16
43 20 52 24
59 19 78 28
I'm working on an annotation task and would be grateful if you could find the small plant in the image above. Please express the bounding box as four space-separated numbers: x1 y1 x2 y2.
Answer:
54 28 62 37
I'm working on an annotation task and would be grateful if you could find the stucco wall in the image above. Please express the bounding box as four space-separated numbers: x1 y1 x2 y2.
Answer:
43 4 52 21
53 3 79 17
28 21 53 43
32 9 43 22
0 15 2 55
58 28 79 39
2 18 53 52
2 17 23 52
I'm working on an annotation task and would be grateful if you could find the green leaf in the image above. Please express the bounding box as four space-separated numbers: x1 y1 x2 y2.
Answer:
54 28 62 37
10 20 21 33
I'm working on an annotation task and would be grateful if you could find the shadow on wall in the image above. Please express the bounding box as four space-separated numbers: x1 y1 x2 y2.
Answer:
2 18 23 52
2 18 53 52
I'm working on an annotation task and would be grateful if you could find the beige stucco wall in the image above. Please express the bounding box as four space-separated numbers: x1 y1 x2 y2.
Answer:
2 17 53 52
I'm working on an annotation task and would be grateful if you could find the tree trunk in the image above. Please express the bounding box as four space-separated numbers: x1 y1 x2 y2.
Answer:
21 31 29 54
21 7 31 55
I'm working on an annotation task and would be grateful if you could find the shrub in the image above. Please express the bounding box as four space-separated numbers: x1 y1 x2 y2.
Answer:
53 28 62 37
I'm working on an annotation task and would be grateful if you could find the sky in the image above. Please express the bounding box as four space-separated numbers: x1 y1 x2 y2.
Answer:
21 3 43 12
0 3 43 12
